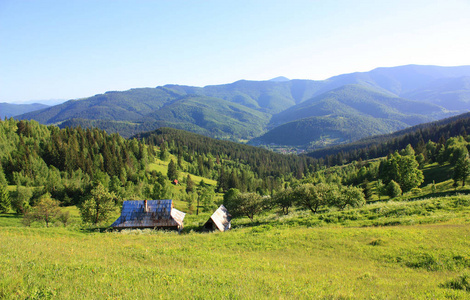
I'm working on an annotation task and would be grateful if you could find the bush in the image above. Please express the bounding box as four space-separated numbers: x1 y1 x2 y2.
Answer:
441 273 470 291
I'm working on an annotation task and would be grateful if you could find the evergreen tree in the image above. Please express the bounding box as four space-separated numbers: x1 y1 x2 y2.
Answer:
375 179 386 201
186 175 195 193
387 180 402 198
167 159 178 181
159 142 169 161
11 185 32 214
362 180 373 201
0 184 11 213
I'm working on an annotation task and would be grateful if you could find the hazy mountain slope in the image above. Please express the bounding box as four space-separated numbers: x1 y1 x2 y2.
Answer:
319 65 470 97
270 85 448 127
17 87 180 124
0 103 49 119
403 76 470 111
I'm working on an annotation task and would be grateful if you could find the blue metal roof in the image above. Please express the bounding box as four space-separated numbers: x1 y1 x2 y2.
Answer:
111 200 185 229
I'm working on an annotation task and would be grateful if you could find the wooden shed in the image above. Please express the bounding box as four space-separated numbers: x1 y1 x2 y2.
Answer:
203 205 232 232
111 200 185 231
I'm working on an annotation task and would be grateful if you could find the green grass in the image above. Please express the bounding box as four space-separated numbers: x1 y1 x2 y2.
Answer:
2 195 470 298
147 155 217 186
422 162 453 186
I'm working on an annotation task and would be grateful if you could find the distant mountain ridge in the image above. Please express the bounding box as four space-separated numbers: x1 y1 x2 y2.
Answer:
0 102 49 119
16 64 470 147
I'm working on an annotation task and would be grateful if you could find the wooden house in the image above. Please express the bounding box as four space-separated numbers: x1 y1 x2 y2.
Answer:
203 205 232 232
111 200 185 231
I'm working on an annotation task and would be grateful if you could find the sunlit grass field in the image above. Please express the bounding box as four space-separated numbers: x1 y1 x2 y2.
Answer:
2 194 470 299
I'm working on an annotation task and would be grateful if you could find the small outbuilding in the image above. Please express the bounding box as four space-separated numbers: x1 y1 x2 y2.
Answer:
111 199 185 231
203 205 232 232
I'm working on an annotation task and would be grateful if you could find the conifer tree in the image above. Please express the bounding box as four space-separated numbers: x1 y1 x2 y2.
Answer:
167 159 178 181
387 180 402 198
0 184 11 213
186 175 194 193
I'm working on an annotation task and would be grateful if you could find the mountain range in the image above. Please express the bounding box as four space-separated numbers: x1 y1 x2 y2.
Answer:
0 103 49 119
16 65 470 148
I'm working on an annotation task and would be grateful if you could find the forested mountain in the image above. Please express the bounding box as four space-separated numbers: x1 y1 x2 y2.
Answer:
135 127 314 180
0 103 49 119
305 111 470 167
16 65 470 147
253 84 451 147
0 119 314 210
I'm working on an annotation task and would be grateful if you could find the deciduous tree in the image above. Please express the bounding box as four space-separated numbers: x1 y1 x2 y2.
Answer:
224 191 266 221
293 183 331 214
453 154 470 187
23 194 60 227
272 188 294 215
79 183 117 225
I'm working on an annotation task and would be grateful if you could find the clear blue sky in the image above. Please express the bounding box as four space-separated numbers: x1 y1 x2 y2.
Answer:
1 0 469 103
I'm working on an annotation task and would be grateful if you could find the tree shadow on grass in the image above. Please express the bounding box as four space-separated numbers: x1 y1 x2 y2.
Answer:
0 213 24 220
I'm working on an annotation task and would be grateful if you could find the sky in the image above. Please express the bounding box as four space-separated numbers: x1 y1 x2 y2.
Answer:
1 0 470 104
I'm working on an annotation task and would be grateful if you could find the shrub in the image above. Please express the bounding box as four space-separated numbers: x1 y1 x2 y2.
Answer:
441 273 470 291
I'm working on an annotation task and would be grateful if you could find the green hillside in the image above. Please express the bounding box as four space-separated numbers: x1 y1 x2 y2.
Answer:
146 95 271 140
252 115 407 147
306 111 470 166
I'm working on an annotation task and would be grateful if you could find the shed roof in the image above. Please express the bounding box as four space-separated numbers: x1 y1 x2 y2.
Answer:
111 200 185 229
205 205 232 232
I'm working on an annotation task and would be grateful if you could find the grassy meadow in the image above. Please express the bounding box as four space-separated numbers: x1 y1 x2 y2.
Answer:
2 192 470 299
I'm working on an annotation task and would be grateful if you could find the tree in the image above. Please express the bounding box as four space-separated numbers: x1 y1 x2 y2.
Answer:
0 164 7 186
198 185 216 212
79 183 117 225
0 184 11 213
186 175 195 193
375 179 386 201
167 159 178 181
453 154 470 187
400 144 415 156
362 180 372 201
11 185 32 214
224 191 266 221
293 183 331 214
159 142 169 161
387 180 402 198
330 185 365 210
23 194 60 227
379 152 424 193
185 192 197 213
272 188 294 215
